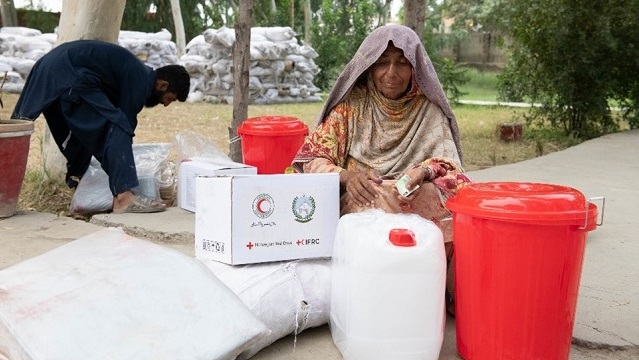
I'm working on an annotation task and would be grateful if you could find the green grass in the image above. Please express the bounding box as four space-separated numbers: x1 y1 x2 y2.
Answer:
457 67 501 102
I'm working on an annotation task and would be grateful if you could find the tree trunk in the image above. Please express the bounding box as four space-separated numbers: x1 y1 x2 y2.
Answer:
229 0 253 163
42 0 126 178
289 0 294 28
377 0 392 26
169 0 186 56
56 0 125 44
0 0 18 27
303 0 312 44
403 0 425 40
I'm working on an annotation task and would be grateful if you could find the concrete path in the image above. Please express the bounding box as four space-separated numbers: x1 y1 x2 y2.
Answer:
1 129 638 359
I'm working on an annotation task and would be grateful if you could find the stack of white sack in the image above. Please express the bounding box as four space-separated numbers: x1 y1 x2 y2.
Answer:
0 26 55 93
0 27 182 94
118 28 180 69
181 26 322 104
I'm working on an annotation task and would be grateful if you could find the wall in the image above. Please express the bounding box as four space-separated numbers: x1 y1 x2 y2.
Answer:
439 32 509 70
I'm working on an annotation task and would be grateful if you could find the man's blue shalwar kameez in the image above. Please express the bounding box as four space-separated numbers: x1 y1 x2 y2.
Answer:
11 40 156 195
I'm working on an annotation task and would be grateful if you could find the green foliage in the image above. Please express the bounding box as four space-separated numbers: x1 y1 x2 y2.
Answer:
253 0 303 30
311 0 377 91
311 0 470 98
420 5 470 103
497 0 639 138
121 0 209 43
16 9 59 33
443 0 509 33
435 57 469 102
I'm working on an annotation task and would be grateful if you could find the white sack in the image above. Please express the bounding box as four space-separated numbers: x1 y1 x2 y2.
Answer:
0 26 42 37
0 62 12 73
119 28 172 41
0 228 270 360
68 143 172 214
252 26 296 42
201 258 332 360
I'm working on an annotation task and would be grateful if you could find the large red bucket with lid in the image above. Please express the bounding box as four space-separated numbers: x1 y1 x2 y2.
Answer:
0 120 34 218
446 182 601 360
237 116 308 174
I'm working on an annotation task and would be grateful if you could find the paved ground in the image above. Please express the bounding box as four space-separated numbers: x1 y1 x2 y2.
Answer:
1 129 638 359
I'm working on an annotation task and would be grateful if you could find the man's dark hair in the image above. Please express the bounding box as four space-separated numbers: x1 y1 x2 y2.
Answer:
156 64 190 101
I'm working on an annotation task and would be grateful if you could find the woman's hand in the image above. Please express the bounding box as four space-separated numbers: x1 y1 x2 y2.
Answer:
395 166 427 202
395 164 447 202
340 170 383 207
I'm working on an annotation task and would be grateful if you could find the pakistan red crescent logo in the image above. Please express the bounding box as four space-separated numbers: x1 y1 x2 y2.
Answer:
252 193 274 218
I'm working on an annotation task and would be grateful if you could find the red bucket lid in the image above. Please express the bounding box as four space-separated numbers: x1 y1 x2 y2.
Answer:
446 182 595 224
237 116 309 136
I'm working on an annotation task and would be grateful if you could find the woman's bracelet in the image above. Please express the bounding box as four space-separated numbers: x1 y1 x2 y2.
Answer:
412 163 435 180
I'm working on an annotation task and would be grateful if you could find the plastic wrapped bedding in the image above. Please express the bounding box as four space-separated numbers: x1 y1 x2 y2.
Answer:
0 228 270 360
200 258 332 359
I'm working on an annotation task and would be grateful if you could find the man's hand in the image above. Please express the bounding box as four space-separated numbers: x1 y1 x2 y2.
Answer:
340 170 382 207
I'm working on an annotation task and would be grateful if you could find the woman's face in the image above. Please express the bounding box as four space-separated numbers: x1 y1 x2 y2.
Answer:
370 43 413 100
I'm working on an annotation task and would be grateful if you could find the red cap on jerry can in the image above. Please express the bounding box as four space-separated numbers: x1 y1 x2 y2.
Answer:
389 228 416 247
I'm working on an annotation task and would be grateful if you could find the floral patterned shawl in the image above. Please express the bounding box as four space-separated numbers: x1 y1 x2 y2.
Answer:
293 76 461 178
292 24 462 176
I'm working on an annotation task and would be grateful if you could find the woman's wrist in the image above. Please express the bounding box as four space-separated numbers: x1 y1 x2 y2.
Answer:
339 169 350 186
411 163 434 180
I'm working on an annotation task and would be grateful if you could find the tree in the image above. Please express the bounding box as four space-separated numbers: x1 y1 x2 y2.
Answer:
442 0 507 33
230 0 254 162
303 0 312 43
57 0 125 44
0 0 18 27
169 0 186 56
404 0 425 40
498 0 639 138
311 0 377 90
121 0 208 44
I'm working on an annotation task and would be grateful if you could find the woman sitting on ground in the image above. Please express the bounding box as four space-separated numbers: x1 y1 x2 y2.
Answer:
291 24 472 316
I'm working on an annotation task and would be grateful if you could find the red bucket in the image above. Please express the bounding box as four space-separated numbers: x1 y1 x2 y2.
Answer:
446 182 599 360
0 120 34 218
237 116 308 174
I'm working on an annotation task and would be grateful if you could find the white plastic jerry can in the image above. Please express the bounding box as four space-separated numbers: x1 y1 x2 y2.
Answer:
330 210 447 360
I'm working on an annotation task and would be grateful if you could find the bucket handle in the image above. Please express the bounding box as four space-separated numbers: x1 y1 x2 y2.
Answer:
580 196 605 229
0 130 34 138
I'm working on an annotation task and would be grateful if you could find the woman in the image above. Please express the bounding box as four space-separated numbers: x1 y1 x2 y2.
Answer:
292 24 472 315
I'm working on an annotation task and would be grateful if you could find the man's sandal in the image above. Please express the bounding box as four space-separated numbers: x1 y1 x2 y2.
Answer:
112 195 166 214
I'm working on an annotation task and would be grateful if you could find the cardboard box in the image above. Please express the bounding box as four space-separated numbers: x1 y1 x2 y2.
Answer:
195 173 340 265
178 159 257 212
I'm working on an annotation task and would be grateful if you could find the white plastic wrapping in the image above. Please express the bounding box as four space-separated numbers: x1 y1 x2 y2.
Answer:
69 143 172 214
182 26 322 104
201 258 331 359
174 130 232 165
330 210 447 360
0 228 270 360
